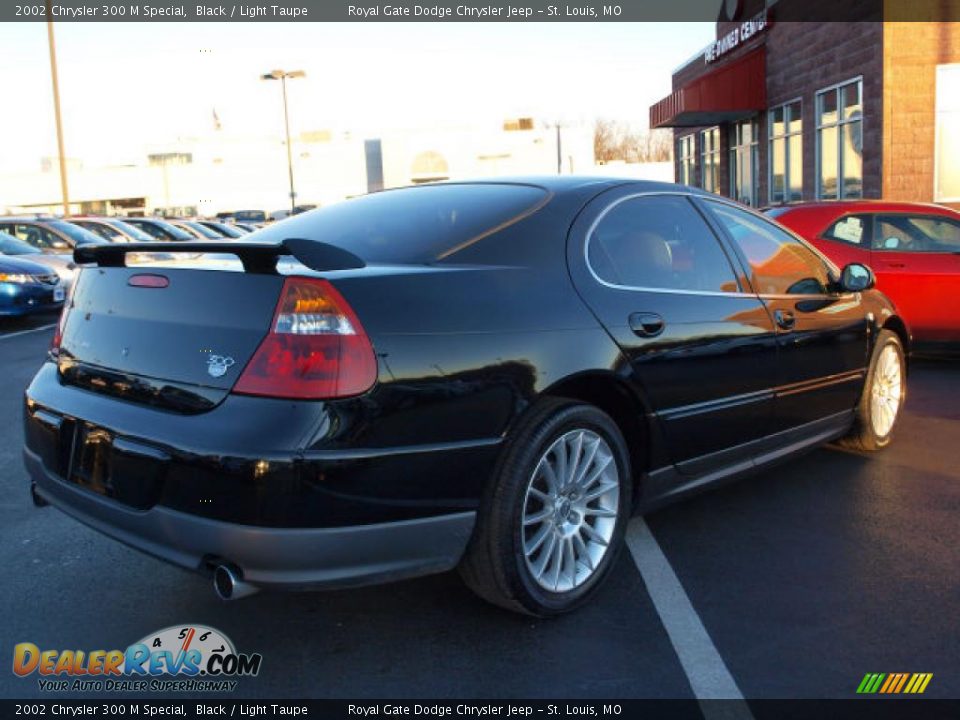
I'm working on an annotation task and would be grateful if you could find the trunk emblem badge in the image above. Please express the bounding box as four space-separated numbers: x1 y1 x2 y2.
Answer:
207 354 236 378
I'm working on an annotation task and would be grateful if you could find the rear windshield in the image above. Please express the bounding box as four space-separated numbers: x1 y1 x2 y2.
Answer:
247 183 548 263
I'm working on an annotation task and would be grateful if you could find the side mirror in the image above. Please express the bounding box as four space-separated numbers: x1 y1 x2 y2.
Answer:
839 262 875 293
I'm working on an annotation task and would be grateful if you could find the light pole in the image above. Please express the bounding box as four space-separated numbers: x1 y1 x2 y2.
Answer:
261 69 305 213
45 0 70 216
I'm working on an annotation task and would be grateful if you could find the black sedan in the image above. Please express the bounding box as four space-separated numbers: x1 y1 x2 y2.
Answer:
23 179 907 615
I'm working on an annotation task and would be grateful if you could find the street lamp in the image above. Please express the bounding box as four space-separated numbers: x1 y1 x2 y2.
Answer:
261 69 306 213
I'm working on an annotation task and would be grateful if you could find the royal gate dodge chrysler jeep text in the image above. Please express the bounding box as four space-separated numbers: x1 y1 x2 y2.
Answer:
23 179 908 615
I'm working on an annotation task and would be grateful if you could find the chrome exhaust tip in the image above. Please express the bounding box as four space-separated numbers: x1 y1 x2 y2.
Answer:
213 564 258 601
30 483 49 508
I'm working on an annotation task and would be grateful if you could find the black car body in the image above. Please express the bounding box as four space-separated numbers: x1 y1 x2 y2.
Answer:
23 179 909 614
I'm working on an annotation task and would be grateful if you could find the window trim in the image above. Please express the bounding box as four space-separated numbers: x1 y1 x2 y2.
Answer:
729 118 760 206
699 127 721 194
934 64 960 203
767 97 803 205
582 191 751 297
677 134 697 187
815 75 864 201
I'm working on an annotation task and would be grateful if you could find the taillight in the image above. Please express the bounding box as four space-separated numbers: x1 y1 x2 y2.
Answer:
234 277 377 400
50 278 77 356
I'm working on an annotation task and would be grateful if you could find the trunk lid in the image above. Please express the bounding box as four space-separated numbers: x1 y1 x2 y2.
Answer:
58 265 283 410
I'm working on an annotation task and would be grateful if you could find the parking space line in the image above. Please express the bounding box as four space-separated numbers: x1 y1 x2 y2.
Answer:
0 323 56 341
626 519 755 719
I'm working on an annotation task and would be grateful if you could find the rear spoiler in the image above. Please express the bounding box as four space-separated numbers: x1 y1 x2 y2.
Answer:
74 238 365 273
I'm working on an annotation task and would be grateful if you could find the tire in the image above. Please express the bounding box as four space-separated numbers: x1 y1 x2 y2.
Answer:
459 397 633 616
839 329 906 452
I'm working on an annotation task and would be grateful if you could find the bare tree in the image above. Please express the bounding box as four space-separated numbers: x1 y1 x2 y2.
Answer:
593 118 624 164
594 119 673 164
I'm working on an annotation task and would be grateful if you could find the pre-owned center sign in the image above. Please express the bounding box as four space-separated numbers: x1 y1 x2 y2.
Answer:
704 10 770 64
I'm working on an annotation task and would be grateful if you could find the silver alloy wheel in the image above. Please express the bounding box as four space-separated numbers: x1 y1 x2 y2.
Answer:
870 344 903 438
521 429 620 593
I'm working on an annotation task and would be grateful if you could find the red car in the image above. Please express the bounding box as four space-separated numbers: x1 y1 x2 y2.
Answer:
767 201 960 349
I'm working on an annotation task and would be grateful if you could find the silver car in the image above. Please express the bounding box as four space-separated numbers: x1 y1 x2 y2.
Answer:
0 232 77 289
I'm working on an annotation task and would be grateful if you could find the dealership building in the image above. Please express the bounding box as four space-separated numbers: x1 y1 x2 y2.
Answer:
650 8 960 209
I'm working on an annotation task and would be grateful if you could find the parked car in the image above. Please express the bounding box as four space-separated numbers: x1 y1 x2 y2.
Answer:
767 201 960 349
233 223 259 234
233 210 267 224
0 253 64 316
169 220 223 240
198 221 246 238
0 217 105 252
0 232 77 288
121 217 195 242
70 217 157 244
25 179 908 615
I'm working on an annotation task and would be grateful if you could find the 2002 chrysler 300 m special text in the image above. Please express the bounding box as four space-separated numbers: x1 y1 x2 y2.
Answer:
23 178 908 615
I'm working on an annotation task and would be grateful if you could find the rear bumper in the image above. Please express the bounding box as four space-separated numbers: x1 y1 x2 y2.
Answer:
24 445 475 589
0 282 63 316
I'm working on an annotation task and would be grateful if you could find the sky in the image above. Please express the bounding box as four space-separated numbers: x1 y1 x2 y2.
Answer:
0 22 714 172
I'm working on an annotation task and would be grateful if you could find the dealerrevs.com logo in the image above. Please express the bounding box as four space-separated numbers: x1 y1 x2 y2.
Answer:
13 624 262 693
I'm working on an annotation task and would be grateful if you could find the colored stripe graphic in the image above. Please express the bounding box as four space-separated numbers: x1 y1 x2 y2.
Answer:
857 673 932 694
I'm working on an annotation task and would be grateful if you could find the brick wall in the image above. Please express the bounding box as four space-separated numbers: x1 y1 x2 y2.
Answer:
667 21 886 204
883 22 960 207
765 21 884 202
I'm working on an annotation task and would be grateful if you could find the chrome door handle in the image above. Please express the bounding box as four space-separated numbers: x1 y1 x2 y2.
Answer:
629 312 665 338
775 309 796 330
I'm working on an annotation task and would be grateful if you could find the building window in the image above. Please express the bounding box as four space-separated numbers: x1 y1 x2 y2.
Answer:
935 64 960 202
677 134 696 187
730 119 759 206
769 101 802 204
700 128 721 193
816 78 863 200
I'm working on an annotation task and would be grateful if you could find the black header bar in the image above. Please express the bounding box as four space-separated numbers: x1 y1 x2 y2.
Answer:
4 0 959 22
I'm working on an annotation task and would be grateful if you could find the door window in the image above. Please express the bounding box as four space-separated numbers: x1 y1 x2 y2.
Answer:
873 214 960 252
77 221 122 241
823 214 871 246
707 202 832 295
10 224 67 250
587 195 740 293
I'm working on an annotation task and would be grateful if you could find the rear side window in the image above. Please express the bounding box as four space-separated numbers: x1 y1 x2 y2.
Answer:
249 184 548 263
873 214 960 252
587 195 740 293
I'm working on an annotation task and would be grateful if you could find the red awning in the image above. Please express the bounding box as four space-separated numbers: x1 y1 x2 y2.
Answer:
650 46 767 128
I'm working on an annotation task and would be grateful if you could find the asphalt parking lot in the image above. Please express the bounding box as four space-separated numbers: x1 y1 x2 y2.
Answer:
1 317 958 701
